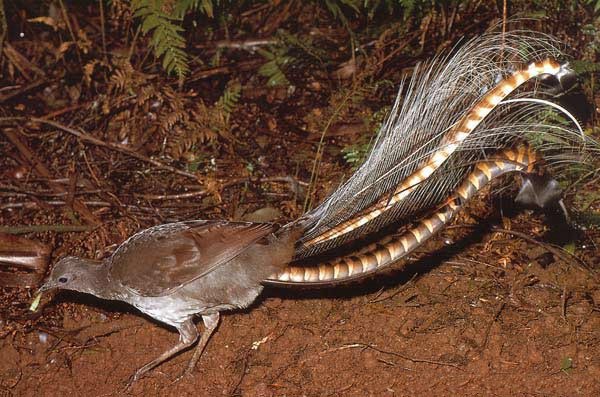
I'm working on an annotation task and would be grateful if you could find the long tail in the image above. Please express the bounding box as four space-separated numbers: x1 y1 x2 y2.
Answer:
302 59 566 248
267 144 538 286
290 30 592 260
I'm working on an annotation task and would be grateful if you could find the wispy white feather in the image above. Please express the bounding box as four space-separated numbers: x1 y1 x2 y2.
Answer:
291 30 595 258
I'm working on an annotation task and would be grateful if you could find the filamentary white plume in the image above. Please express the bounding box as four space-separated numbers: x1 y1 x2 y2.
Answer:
291 30 596 258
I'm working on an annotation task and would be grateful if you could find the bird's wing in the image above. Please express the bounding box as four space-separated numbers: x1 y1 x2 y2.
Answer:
108 220 276 296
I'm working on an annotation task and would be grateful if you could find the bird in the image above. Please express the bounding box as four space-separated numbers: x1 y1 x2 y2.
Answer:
33 29 596 383
37 221 301 383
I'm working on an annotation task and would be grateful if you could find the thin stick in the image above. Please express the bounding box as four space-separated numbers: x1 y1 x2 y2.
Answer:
57 0 82 66
490 227 597 279
368 273 418 303
138 176 306 201
561 285 568 320
98 0 107 63
0 225 94 234
0 0 6 56
480 300 505 352
29 117 199 181
127 25 141 64
0 78 48 104
3 128 101 225
334 343 463 369
303 89 354 212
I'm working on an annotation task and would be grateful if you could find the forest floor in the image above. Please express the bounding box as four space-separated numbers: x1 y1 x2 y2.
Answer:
1 2 599 396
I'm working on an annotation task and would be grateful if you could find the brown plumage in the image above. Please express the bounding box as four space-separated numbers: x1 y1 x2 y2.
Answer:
38 221 299 382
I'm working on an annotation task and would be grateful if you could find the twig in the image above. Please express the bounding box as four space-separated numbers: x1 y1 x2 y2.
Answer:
213 38 277 50
1 200 112 210
128 26 141 64
303 88 355 212
368 273 418 303
3 127 101 225
375 31 421 70
445 223 597 280
0 187 104 198
326 343 463 369
38 101 90 119
325 382 355 396
489 227 595 277
28 117 199 180
0 0 6 57
0 271 43 288
0 224 94 234
561 285 568 320
57 0 82 66
0 78 48 103
480 299 505 353
186 59 263 84
564 169 600 196
98 0 107 62
0 200 209 219
2 43 46 80
228 350 251 397
138 176 306 201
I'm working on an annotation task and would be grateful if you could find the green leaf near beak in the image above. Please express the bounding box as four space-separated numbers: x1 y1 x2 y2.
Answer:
29 292 42 312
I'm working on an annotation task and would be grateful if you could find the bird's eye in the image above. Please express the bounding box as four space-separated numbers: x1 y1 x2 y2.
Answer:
58 276 68 283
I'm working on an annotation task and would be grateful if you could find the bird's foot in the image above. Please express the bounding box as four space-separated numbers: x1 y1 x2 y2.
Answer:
123 367 147 391
171 362 196 384
171 312 219 384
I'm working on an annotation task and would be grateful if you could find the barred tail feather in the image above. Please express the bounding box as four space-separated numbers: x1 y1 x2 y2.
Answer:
292 30 592 259
268 145 538 286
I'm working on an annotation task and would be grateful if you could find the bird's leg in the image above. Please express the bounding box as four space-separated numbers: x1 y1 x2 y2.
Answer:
182 312 220 378
127 319 199 386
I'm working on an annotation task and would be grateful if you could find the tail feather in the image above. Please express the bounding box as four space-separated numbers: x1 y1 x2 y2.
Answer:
268 145 538 286
292 30 591 259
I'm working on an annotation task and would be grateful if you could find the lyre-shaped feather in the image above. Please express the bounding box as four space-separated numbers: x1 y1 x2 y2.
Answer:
293 30 594 259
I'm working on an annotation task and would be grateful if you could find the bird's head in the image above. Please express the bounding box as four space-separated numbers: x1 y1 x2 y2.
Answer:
40 256 98 292
31 256 107 311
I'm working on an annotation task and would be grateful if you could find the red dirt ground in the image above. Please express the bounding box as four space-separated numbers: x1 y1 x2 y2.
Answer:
2 203 600 396
1 3 599 396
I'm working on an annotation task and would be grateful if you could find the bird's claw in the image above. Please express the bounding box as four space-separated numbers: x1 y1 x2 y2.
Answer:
172 365 195 384
123 369 144 391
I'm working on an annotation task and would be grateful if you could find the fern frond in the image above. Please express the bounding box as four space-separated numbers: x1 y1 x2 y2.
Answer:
132 0 190 78
324 0 359 29
173 0 215 18
109 59 136 94
257 48 295 87
217 81 242 123
570 59 600 74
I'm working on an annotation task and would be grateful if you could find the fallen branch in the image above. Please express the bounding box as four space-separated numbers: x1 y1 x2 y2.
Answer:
0 225 94 234
2 127 101 225
28 117 200 181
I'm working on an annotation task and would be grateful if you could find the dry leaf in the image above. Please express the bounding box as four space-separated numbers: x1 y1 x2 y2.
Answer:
58 41 74 55
28 16 60 30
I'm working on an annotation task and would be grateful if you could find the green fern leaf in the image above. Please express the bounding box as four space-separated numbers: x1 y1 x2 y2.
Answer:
132 0 190 78
217 81 242 123
174 0 215 18
257 48 295 87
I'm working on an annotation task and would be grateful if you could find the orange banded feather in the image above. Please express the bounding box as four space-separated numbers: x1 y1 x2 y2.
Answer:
267 145 536 285
304 59 560 248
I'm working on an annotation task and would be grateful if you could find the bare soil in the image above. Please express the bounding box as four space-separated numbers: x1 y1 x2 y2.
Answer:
1 2 599 396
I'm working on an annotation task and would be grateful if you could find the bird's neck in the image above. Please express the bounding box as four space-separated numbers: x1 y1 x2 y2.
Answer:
75 260 119 300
